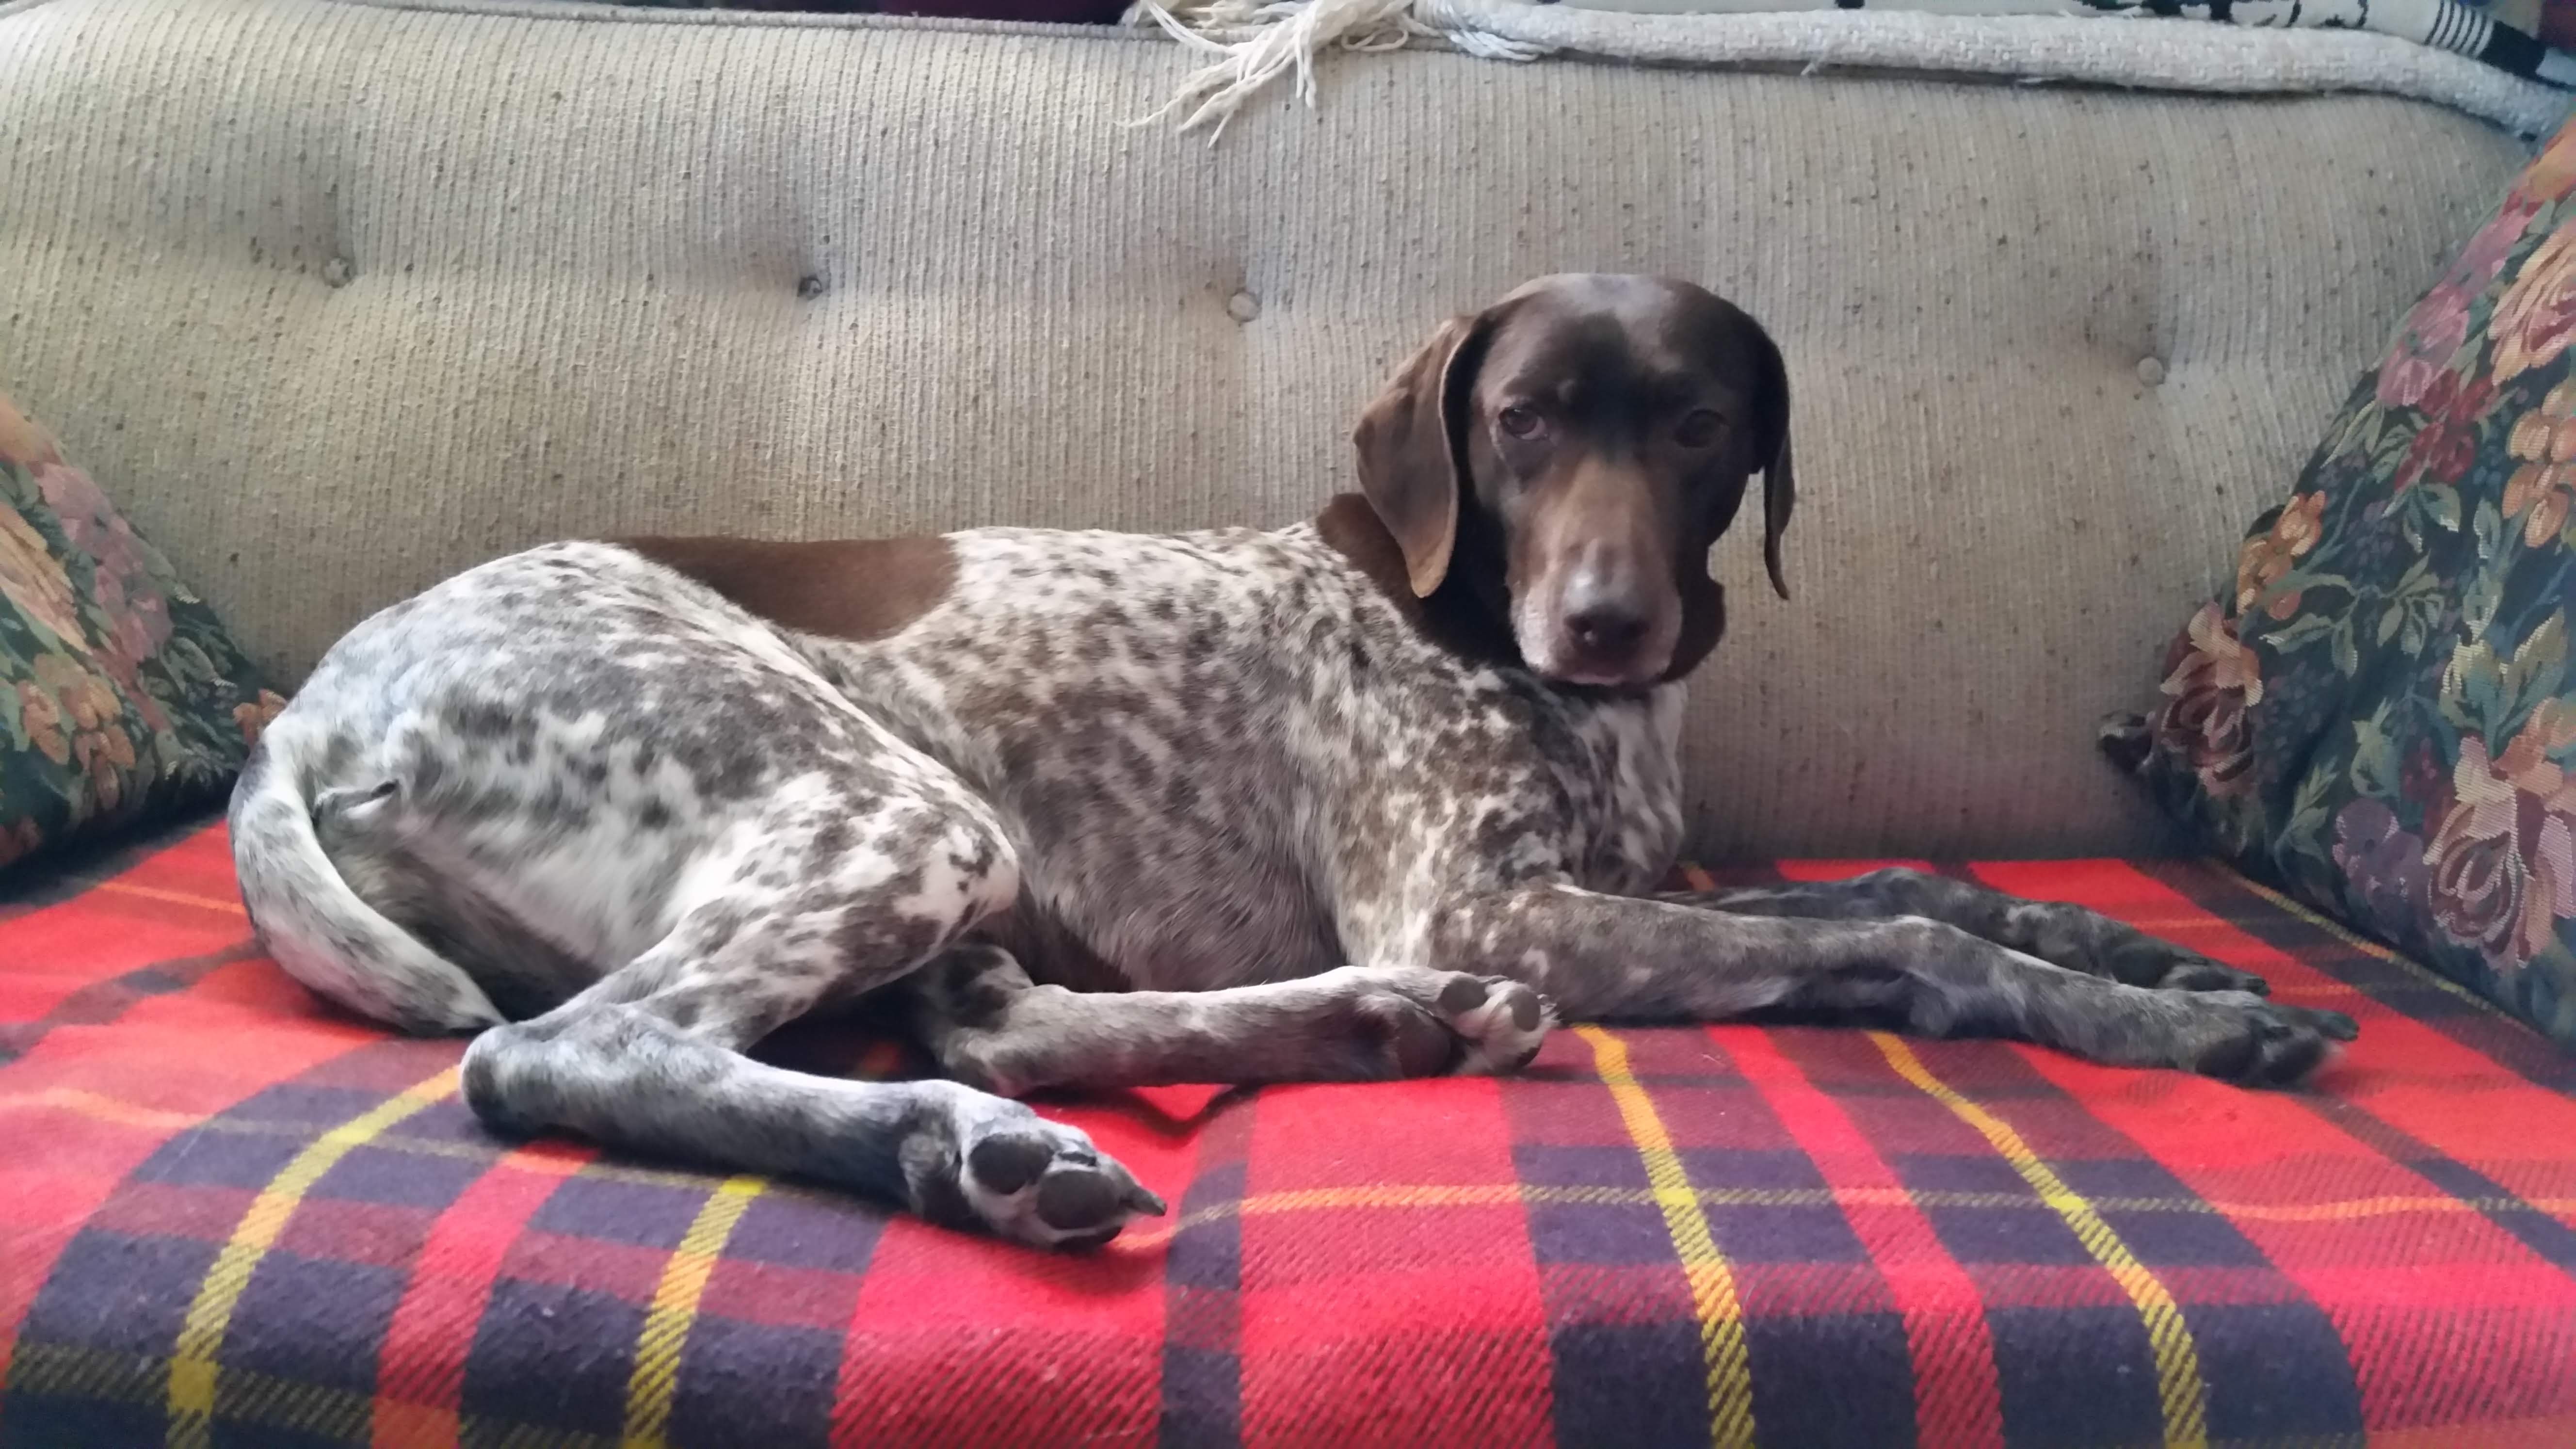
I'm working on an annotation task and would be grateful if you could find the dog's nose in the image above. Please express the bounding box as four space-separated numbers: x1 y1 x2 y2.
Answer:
1565 601 1648 658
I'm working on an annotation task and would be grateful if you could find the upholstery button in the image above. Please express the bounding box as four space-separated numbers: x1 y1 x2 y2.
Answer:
322 257 353 288
1226 290 1261 323
798 275 826 300
2137 356 2167 386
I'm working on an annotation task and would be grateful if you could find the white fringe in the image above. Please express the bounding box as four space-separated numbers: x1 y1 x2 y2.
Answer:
1123 0 1544 138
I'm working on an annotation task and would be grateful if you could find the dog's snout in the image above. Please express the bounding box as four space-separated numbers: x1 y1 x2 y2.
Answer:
1551 562 1664 680
1564 597 1648 658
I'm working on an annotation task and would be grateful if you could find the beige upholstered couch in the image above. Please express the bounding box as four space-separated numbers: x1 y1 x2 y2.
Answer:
0 0 2533 858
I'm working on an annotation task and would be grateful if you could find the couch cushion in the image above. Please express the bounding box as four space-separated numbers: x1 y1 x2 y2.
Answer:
3 822 2572 1446
2132 115 2576 1049
0 0 2532 857
0 392 281 875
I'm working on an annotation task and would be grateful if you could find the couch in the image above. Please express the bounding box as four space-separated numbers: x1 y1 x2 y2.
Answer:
4 0 2573 1444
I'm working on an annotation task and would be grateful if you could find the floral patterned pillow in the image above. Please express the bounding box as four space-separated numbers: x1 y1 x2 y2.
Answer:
2119 120 2576 1049
0 389 282 873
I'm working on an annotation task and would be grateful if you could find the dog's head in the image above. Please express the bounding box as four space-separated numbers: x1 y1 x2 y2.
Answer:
1350 274 1793 690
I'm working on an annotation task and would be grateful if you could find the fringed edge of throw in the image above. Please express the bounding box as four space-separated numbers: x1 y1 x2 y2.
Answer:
1125 0 2572 141
1121 0 1549 139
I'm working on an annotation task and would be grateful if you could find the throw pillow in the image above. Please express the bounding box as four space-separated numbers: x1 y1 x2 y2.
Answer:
0 389 282 872
2118 120 2576 1049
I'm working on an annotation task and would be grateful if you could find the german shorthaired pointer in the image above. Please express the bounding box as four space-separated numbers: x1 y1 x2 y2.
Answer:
230 275 2357 1249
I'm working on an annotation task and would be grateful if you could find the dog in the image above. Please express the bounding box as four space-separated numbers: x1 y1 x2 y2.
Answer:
229 274 2357 1249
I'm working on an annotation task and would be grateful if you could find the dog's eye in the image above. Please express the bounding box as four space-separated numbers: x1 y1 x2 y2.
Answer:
1675 409 1725 448
1498 405 1544 439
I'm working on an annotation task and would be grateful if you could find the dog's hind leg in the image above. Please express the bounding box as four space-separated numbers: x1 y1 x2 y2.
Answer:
459 802 1164 1248
905 942 1554 1091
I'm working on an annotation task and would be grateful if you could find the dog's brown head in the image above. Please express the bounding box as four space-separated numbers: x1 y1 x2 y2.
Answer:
1349 274 1792 690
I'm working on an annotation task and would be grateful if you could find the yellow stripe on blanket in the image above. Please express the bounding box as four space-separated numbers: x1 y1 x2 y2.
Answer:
1871 1033 2210 1449
166 1067 460 1449
1579 1025 1758 1448
621 1175 769 1449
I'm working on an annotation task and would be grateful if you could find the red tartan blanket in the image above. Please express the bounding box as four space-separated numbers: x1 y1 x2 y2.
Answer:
4 822 2575 1448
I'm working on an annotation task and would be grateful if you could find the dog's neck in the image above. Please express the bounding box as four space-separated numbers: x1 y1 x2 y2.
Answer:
1312 494 1524 675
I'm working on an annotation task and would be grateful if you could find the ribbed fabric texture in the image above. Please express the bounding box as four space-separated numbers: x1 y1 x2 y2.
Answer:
0 0 2529 854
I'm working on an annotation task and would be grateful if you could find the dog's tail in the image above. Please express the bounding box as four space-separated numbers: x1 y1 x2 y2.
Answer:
228 725 503 1035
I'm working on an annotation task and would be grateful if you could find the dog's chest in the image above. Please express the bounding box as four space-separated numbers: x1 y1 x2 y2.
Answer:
807 525 1686 984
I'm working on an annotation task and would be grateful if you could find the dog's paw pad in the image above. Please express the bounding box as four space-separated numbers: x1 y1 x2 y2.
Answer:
955 1115 1163 1250
1344 969 1554 1078
1437 974 1491 1016
1429 972 1553 1076
1036 1168 1124 1232
965 1133 1057 1194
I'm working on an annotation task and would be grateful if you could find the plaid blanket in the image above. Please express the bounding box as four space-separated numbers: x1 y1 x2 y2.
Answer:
4 822 2574 1448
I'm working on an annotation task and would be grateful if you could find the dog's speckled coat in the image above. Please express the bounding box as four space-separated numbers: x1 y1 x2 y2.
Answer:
230 277 2356 1248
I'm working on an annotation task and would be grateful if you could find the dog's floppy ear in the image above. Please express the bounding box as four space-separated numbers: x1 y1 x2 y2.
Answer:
1747 319 1796 602
1352 312 1489 598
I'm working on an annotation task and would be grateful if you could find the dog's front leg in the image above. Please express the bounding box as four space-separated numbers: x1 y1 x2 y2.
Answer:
1657 869 2273 995
1429 885 2355 1087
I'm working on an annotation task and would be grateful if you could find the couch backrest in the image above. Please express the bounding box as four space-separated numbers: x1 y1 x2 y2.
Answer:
0 0 2527 855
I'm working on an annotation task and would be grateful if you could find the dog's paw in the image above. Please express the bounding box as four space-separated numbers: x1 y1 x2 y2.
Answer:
1346 968 1554 1077
2010 899 2273 998
2148 955 2272 996
2098 711 2154 774
909 1091 1165 1250
2177 993 2359 1088
1429 971 1556 1075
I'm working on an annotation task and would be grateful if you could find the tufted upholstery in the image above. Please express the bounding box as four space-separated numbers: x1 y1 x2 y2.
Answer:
0 0 2529 855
